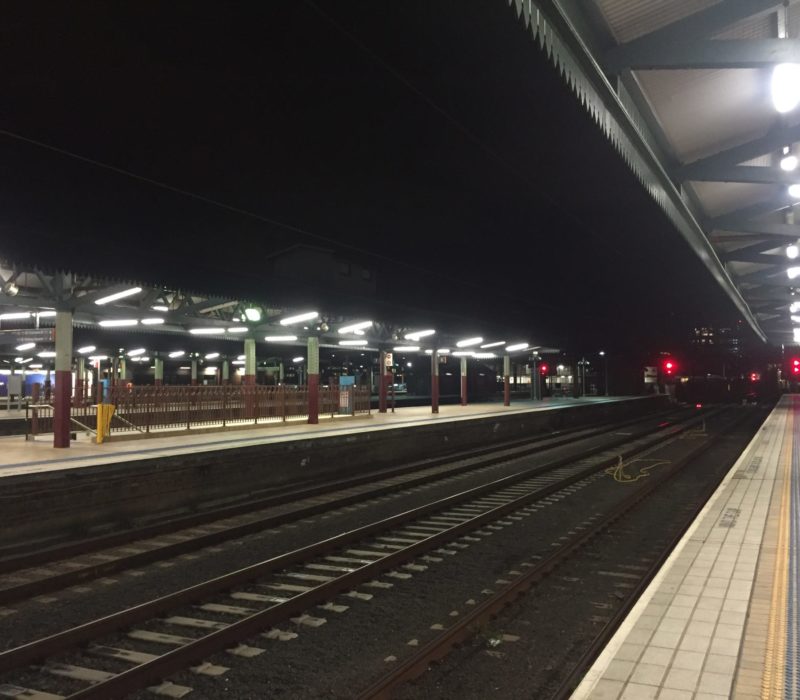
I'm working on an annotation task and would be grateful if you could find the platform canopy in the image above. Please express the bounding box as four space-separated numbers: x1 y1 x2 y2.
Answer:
510 0 800 345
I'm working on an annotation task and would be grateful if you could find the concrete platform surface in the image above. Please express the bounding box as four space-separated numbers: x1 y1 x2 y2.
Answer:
0 396 637 478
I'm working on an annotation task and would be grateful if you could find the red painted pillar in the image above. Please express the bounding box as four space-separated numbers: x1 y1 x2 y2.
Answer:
431 349 439 414
503 353 511 406
307 336 320 424
154 357 164 386
460 356 468 406
53 309 73 448
378 350 388 413
190 358 198 386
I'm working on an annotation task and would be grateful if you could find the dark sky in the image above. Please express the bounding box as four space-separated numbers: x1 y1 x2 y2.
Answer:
0 1 746 352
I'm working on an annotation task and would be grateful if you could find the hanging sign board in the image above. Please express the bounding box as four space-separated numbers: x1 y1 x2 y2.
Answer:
0 328 55 343
384 352 393 368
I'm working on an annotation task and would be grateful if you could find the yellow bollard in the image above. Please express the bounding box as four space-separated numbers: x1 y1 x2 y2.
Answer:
96 403 116 444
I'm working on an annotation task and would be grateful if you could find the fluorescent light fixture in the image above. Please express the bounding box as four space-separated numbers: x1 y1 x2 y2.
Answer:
88 355 108 361
265 335 298 342
480 341 505 348
237 355 246 360
232 360 245 365
36 310 57 318
168 351 185 359
203 366 218 375
792 302 800 313
189 327 224 334
772 64 800 114
453 351 475 357
472 352 496 359
424 349 433 355
19 358 33 364
15 342 35 351
789 184 800 198
781 154 799 172
404 329 435 341
13 357 22 363
29 363 42 369
505 343 529 352
205 352 220 359
792 315 800 323
151 305 169 312
244 307 262 322
141 318 165 325
77 345 96 354
339 340 368 346
178 366 191 370
437 348 450 354
292 356 304 363
788 244 800 259
37 351 56 358
0 312 30 320
788 267 800 279
127 348 146 356
227 326 247 333
339 321 372 334
456 337 483 348
279 311 318 325
393 345 420 352
795 328 800 342
94 287 143 305
99 319 138 327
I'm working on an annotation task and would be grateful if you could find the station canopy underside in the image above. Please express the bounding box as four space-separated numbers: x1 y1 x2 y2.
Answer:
517 0 800 345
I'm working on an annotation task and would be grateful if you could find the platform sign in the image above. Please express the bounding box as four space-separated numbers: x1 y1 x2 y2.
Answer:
0 328 54 343
644 366 657 384
339 375 355 415
384 352 393 368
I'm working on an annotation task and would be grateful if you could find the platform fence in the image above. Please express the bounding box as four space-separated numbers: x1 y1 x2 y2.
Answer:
25 384 370 438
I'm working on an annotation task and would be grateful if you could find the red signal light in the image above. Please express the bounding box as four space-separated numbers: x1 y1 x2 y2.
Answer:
662 359 677 375
695 403 702 409
539 363 548 375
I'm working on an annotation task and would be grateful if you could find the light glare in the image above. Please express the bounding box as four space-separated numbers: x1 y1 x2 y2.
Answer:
94 287 143 306
77 345 96 354
404 329 435 341
772 64 800 113
264 335 298 342
279 311 318 325
99 319 138 327
781 155 799 172
15 342 36 351
505 343 529 352
456 337 483 348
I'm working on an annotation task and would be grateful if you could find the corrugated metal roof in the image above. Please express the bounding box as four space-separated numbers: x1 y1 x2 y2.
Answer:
596 0 720 43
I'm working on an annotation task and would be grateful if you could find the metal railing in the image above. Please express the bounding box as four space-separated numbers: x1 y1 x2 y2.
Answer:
24 384 370 439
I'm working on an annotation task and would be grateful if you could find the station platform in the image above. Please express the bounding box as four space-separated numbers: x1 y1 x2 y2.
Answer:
572 394 799 700
0 395 634 479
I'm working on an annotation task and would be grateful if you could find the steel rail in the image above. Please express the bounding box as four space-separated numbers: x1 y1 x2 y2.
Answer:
0 410 683 605
355 408 749 699
0 410 709 694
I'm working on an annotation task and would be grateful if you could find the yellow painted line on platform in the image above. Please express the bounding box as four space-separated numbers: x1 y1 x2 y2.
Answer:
762 404 792 700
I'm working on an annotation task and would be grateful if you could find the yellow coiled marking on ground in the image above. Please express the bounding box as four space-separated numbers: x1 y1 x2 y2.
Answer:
762 407 792 699
605 457 670 483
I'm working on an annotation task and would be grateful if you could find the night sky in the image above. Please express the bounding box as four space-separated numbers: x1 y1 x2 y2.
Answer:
0 1 747 352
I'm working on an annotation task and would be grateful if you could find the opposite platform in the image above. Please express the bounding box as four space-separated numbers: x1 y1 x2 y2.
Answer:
572 394 799 700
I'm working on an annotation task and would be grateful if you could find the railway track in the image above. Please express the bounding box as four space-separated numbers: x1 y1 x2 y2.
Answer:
0 407 715 699
356 405 762 699
0 408 687 605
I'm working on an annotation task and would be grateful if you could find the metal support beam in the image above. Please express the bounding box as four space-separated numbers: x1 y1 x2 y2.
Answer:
681 164 800 186
713 221 800 241
606 38 800 72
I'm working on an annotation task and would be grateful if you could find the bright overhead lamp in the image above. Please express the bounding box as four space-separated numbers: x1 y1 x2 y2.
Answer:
232 360 245 365
99 319 138 327
424 349 433 355
781 154 799 172
244 307 262 322
151 305 169 312
339 321 372 334
792 315 800 323
437 348 451 354
94 287 143 306
505 343 529 352
279 311 318 326
771 64 800 114
339 340 368 346
480 341 505 348
404 329 435 341
77 345 96 354
453 350 475 357
205 352 220 359
36 310 57 318
141 318 165 325
789 184 800 198
88 355 108 361
37 351 56 358
788 266 800 279
292 356 304 363
227 326 248 333
456 337 483 348
168 351 185 358
189 327 224 335
473 352 496 359
794 328 800 342
788 244 800 259
127 348 146 356
792 302 800 313
265 335 298 342
18 357 33 364
0 311 30 320
29 363 42 369
15 342 35 351
393 345 420 352
237 354 246 360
